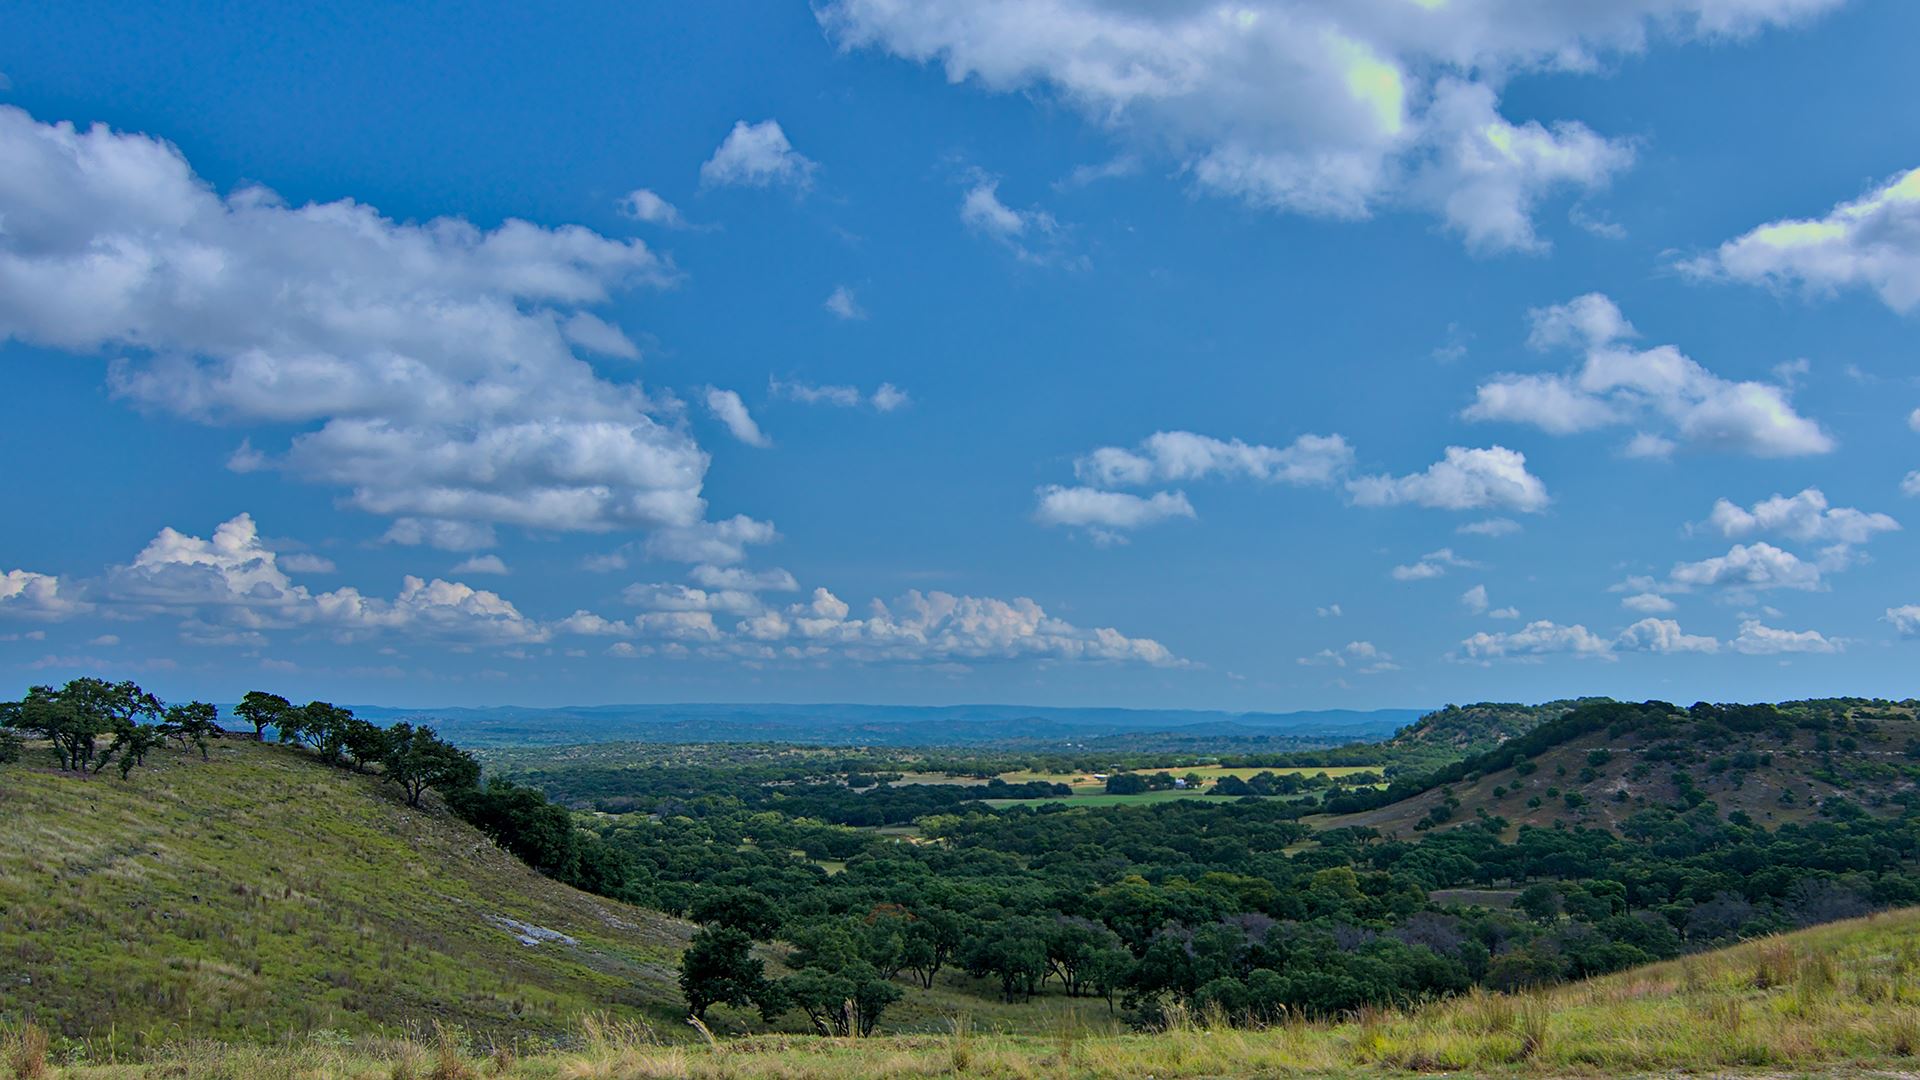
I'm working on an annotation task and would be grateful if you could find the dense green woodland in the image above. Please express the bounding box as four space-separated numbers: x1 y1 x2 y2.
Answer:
7 682 1920 1037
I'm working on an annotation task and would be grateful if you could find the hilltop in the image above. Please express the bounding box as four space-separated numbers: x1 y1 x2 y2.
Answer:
0 738 691 1055
1324 697 1920 837
23 905 1920 1077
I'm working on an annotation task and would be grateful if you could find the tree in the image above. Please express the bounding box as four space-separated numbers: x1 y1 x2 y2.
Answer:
340 717 391 772
678 926 765 1021
381 723 479 807
689 887 782 940
109 722 169 779
233 690 292 740
293 702 355 764
4 678 163 772
163 701 222 760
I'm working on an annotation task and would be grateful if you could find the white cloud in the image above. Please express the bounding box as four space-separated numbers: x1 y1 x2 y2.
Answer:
452 554 509 576
88 634 119 647
1033 486 1196 532
744 587 1185 667
1077 431 1353 489
279 553 337 574
1316 603 1342 618
1057 155 1141 190
104 513 547 645
619 188 687 228
1621 592 1677 614
1885 605 1920 637
1667 542 1824 593
770 377 910 412
704 387 772 448
1461 584 1489 613
0 106 717 541
1910 407 1920 433
622 583 763 616
1684 167 1920 312
1488 606 1521 619
819 2 1832 253
561 312 642 360
0 570 91 619
1905 472 1920 498
1465 294 1833 457
1348 445 1549 512
1730 619 1840 655
383 518 498 553
700 120 818 190
1392 548 1478 582
960 177 1076 265
1298 640 1396 674
1461 620 1613 661
689 564 800 593
643 515 779 566
1458 517 1521 537
1704 488 1898 546
825 284 867 320
1616 617 1719 654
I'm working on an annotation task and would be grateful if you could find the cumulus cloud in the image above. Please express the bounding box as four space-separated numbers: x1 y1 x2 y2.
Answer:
1465 294 1833 457
824 284 867 320
689 564 800 593
1463 614 1725 661
1703 488 1898 546
819 1 1833 252
1298 640 1396 674
0 105 720 544
1461 620 1613 661
1621 592 1677 614
0 569 91 619
1033 486 1195 535
1886 605 1920 636
1616 617 1719 654
1076 431 1354 488
1667 542 1825 593
1684 167 1920 312
741 587 1185 667
1461 584 1489 612
704 387 772 448
643 515 779 565
1459 518 1522 537
1391 548 1478 582
1348 445 1549 512
1729 619 1840 655
102 513 548 645
770 377 910 412
700 119 818 190
451 554 509 576
619 187 688 228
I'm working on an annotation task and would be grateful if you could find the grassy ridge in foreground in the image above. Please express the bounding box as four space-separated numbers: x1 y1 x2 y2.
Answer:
0 740 691 1055
21 907 1920 1078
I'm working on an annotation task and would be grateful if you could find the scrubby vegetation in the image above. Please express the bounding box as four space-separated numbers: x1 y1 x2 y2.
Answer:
21 908 1920 1077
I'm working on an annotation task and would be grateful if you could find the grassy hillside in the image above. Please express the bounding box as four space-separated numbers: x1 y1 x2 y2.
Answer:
0 738 691 1057
1385 698 1602 758
1325 698 1920 837
22 905 1920 1077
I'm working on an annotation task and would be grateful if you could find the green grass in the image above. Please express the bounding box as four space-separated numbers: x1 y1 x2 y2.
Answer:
0 739 692 1058
24 907 1920 1078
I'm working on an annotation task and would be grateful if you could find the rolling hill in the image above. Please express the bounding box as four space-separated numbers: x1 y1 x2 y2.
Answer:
0 737 691 1056
1324 697 1920 837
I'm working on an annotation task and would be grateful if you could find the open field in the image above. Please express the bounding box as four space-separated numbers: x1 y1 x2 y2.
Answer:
22 907 1920 1078
1001 764 1382 792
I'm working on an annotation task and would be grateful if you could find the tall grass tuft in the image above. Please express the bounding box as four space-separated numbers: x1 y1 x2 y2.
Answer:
6 1022 49 1080
1516 1000 1550 1061
946 1014 973 1074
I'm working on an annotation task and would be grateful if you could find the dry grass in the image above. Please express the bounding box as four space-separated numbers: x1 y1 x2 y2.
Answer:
22 907 1920 1079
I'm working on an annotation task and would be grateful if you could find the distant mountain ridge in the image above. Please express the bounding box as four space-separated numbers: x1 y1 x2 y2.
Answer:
345 702 1428 747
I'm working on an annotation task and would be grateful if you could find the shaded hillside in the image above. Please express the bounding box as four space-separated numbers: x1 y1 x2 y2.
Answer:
1386 698 1605 758
1325 697 1920 837
0 739 691 1055
30 907 1920 1077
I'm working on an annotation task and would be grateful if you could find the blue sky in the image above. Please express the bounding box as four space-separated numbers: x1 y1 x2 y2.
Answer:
4 0 1920 710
